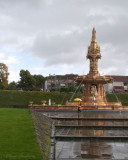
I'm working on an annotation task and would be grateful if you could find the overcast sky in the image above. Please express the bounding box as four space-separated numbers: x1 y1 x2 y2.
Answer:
0 0 128 82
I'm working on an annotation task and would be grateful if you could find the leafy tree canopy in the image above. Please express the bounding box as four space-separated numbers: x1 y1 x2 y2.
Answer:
0 63 9 89
33 74 45 91
8 81 18 90
18 70 45 91
18 70 36 91
60 86 76 92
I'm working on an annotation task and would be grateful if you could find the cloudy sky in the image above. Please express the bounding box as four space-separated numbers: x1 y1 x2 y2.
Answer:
0 0 128 82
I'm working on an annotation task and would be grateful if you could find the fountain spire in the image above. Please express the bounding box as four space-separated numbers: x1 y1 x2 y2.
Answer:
89 27 98 50
92 27 97 42
87 28 101 77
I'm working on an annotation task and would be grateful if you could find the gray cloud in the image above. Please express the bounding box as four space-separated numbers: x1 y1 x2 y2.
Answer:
0 0 128 78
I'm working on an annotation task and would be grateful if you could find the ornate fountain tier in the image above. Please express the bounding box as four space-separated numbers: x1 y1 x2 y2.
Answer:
75 75 114 106
75 75 113 84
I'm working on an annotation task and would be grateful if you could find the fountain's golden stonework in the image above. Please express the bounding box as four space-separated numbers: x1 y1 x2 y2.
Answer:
74 28 122 107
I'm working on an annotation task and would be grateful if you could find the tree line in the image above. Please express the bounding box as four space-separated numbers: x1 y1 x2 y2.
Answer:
0 63 82 92
0 63 45 91
8 70 45 91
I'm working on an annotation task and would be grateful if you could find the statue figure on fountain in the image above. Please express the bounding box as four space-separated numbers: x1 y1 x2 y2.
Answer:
91 85 97 97
91 85 98 104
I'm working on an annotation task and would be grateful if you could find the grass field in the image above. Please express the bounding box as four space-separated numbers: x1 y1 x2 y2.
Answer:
0 108 42 160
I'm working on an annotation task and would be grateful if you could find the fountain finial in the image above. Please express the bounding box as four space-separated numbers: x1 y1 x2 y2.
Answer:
92 27 96 42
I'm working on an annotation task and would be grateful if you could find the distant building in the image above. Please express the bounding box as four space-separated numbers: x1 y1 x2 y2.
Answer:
45 74 128 93
44 74 79 92
104 76 128 93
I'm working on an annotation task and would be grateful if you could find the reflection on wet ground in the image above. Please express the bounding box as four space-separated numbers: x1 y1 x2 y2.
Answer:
41 111 128 159
56 141 128 159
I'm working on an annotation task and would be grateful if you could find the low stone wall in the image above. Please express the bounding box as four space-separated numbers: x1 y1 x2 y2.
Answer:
29 105 78 110
29 105 128 110
31 109 52 160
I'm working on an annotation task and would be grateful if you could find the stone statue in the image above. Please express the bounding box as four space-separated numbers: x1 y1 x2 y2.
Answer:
91 85 98 105
91 85 98 97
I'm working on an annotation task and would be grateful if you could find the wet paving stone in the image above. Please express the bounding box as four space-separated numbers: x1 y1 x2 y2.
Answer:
55 141 128 159
41 110 128 159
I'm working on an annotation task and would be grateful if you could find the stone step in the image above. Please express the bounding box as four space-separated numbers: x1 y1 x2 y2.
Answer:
55 135 128 141
51 117 128 121
55 125 128 129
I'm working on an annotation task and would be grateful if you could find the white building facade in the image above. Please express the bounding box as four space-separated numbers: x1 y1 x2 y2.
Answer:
104 76 128 93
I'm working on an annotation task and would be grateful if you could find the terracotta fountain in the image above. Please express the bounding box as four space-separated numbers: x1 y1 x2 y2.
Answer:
68 28 122 108
29 28 123 110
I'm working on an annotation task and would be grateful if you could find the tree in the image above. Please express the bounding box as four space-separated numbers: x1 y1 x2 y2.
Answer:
33 75 45 91
60 87 68 92
18 70 36 91
8 81 17 90
0 63 9 89
68 86 76 92
60 86 76 92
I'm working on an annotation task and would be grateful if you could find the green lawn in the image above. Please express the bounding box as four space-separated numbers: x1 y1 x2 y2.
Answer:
0 108 42 160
